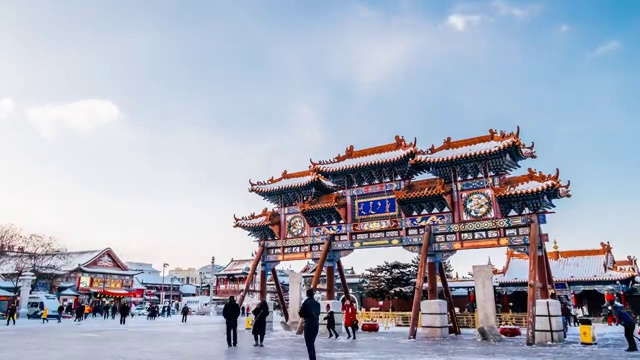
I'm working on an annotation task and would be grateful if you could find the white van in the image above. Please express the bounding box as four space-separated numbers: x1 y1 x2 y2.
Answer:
27 293 60 319
181 296 211 315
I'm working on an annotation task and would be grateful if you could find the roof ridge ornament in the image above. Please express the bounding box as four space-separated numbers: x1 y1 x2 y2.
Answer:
310 135 416 166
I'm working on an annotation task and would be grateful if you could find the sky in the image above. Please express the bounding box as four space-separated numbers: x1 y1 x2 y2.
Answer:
0 1 638 276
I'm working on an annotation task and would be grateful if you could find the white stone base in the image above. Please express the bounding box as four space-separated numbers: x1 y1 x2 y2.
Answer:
320 300 343 334
266 301 275 331
420 300 448 338
534 299 565 344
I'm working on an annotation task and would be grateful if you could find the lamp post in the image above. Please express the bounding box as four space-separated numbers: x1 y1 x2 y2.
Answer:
161 263 169 305
210 256 215 309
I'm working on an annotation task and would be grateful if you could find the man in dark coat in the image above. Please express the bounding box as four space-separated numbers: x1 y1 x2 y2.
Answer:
610 301 638 352
222 296 241 347
299 288 320 360
74 304 84 322
252 300 269 347
119 302 130 325
5 304 16 326
57 304 64 323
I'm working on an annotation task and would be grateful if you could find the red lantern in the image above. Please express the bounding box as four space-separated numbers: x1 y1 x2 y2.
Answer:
469 291 475 303
571 291 577 307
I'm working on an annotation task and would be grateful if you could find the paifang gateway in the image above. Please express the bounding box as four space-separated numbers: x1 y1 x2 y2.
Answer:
232 127 571 344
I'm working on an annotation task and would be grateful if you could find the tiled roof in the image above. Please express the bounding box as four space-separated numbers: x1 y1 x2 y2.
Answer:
495 168 571 198
134 273 181 286
311 135 416 173
394 178 450 200
412 128 535 164
298 192 347 212
218 259 254 275
497 245 635 283
249 169 335 193
233 208 280 228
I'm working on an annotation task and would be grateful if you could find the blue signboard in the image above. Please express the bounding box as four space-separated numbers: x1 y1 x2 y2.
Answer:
354 196 397 220
538 214 547 224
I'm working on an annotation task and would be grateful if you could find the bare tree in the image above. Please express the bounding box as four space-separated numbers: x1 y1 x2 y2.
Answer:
0 224 69 292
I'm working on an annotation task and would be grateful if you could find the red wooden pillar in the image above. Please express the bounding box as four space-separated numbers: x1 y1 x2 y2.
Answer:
408 226 431 340
238 244 264 307
427 261 438 300
326 264 335 301
525 215 540 346
439 261 460 335
271 267 289 322
337 259 351 302
259 268 267 301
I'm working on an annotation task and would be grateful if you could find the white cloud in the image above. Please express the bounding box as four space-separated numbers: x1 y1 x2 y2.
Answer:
0 98 16 120
559 24 570 33
445 14 484 32
492 1 542 19
26 99 122 139
590 40 622 57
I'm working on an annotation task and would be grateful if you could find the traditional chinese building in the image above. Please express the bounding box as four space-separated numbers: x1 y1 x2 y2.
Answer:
495 241 639 315
233 129 571 340
300 262 366 306
0 248 139 303
127 262 181 303
215 259 257 298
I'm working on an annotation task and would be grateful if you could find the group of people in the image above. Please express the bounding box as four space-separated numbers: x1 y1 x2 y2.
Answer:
220 289 359 360
222 296 270 348
71 302 130 325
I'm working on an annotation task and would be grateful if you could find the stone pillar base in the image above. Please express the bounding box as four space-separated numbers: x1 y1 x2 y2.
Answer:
535 299 565 344
320 300 343 334
420 300 448 338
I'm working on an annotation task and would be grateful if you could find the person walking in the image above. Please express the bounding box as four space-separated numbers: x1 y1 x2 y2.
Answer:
111 303 118 320
181 304 189 323
5 304 16 326
251 300 269 347
608 300 638 352
342 300 358 340
323 303 339 339
241 306 245 317
74 304 84 322
41 307 49 323
119 301 130 325
299 288 320 360
57 304 64 323
222 296 241 348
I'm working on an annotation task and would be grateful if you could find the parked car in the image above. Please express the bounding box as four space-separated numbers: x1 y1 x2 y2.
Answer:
133 305 148 317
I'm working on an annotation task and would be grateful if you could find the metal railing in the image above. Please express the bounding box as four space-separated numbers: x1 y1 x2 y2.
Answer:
357 311 529 329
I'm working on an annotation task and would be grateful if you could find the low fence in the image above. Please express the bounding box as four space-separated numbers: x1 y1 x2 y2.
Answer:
357 311 529 329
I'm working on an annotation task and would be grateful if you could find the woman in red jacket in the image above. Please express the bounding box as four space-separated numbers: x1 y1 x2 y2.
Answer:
342 300 358 340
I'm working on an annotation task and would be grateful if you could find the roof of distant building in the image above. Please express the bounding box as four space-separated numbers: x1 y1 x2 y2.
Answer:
496 241 637 283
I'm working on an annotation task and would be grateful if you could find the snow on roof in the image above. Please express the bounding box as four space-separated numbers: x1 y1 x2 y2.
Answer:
125 262 157 272
218 259 254 275
316 148 414 171
135 273 181 285
498 251 634 283
250 172 336 193
0 288 15 296
233 208 279 229
414 128 534 164
180 284 197 294
311 136 416 173
495 168 571 198
59 288 79 296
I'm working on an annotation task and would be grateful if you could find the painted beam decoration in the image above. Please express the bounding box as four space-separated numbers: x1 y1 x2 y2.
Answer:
235 128 571 263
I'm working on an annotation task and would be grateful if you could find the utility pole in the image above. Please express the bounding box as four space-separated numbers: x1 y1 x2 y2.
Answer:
210 256 215 312
161 263 169 305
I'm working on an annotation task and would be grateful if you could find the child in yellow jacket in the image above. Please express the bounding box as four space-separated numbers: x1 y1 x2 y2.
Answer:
41 307 49 323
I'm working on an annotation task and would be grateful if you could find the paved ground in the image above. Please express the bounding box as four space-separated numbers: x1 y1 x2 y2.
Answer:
0 315 638 359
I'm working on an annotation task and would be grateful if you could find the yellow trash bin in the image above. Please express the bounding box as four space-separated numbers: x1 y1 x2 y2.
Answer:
579 318 597 345
245 316 253 330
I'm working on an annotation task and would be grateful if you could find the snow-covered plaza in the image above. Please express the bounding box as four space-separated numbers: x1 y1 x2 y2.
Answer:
1 315 638 359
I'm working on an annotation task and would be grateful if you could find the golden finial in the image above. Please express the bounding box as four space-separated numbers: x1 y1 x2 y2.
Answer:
553 239 559 251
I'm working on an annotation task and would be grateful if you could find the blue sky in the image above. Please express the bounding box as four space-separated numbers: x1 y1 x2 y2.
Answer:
0 1 638 274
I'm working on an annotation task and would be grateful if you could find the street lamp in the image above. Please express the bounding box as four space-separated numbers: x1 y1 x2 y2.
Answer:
210 256 215 310
161 263 169 305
